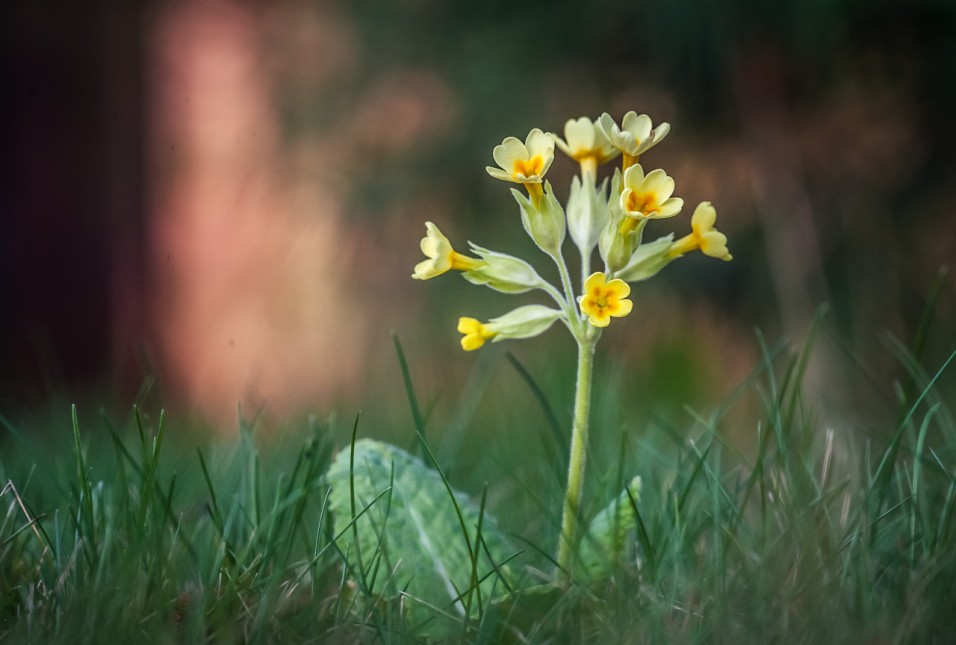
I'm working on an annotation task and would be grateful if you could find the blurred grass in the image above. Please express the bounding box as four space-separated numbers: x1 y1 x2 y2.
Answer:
2 324 956 641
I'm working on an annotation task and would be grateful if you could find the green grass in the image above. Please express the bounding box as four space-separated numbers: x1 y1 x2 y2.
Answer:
2 334 956 643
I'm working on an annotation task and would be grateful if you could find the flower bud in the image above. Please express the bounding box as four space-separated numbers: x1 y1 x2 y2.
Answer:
566 175 609 258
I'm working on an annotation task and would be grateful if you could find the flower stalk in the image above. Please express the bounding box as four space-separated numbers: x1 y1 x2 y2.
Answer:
557 335 596 582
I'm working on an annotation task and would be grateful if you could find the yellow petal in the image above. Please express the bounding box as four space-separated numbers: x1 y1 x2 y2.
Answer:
651 122 670 145
606 278 631 299
700 231 732 260
691 201 717 234
640 169 674 200
655 197 684 218
621 164 646 191
612 297 633 318
412 258 441 280
525 128 554 158
492 137 528 173
563 117 595 152
583 271 608 294
458 317 481 334
486 166 517 183
420 221 451 258
621 112 652 141
589 312 611 327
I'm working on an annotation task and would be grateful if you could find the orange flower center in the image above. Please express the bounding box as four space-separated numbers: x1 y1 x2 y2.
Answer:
626 190 659 216
587 289 612 313
513 155 544 179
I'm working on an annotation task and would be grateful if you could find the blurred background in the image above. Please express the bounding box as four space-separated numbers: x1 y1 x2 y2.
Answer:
2 0 954 438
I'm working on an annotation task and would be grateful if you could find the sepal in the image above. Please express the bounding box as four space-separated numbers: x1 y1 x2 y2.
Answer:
614 234 676 282
513 181 566 257
463 244 549 294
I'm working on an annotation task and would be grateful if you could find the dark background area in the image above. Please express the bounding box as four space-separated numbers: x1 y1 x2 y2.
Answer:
1 0 146 410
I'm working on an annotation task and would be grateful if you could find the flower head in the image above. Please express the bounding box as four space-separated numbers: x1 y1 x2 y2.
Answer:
412 222 484 280
619 165 683 233
579 272 633 327
598 111 670 163
553 117 619 174
668 202 732 261
486 128 555 185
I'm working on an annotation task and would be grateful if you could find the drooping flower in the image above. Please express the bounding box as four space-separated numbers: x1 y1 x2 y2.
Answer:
579 272 633 327
412 222 484 280
458 317 498 351
552 117 619 176
458 305 563 351
486 128 555 185
598 111 670 168
618 164 683 234
667 202 732 261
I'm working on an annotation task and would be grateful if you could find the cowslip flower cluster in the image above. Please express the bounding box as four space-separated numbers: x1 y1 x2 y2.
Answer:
413 111 731 350
412 111 732 582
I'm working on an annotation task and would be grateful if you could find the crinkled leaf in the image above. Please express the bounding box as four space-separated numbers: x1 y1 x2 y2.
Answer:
326 439 517 627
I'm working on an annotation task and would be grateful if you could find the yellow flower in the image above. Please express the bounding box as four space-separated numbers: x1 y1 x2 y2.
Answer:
668 202 732 261
618 164 683 234
553 117 619 176
579 272 633 327
486 129 555 205
458 317 497 351
486 128 555 184
598 111 670 168
458 305 563 351
412 222 484 280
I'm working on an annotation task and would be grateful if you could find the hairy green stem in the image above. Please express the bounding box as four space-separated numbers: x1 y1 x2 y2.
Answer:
556 337 596 583
553 253 578 314
580 247 592 290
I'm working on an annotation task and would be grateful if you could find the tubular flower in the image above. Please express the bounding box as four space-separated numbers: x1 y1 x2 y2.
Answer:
598 111 670 168
579 272 633 327
667 202 732 261
458 317 497 351
619 164 683 234
412 222 484 280
457 305 562 351
552 117 619 176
